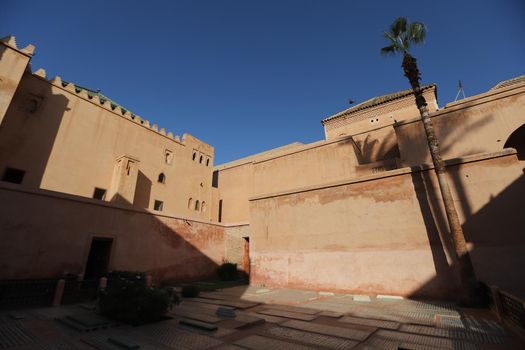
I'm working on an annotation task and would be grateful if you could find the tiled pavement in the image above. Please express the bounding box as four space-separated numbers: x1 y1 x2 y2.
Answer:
0 286 523 349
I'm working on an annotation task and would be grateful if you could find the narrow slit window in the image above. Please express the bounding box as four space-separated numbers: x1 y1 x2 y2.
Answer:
154 200 163 211
199 155 203 164
93 187 106 200
2 168 25 184
195 200 200 211
192 152 197 161
201 201 206 212
188 198 193 209
206 158 210 166
158 173 166 184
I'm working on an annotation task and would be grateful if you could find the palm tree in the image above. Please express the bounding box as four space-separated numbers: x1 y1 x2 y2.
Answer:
381 17 480 305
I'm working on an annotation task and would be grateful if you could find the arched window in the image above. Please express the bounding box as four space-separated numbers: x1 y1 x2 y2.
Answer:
188 198 193 209
158 173 166 183
192 152 196 161
199 155 203 164
195 200 200 211
201 201 206 212
504 124 525 161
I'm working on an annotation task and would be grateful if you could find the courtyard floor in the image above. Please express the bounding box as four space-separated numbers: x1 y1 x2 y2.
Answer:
1 285 523 349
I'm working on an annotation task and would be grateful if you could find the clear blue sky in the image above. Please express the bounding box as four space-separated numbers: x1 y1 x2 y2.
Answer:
2 1 524 164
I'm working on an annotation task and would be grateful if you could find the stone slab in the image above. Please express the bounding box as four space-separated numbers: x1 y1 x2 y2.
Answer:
318 291 335 296
262 304 321 315
377 294 404 300
265 326 360 349
352 295 371 302
339 316 400 330
191 297 259 309
319 311 344 318
180 318 218 331
108 336 141 349
234 335 316 350
66 313 110 327
242 311 288 324
281 320 373 341
256 309 318 321
171 306 221 323
255 289 271 294
139 324 223 349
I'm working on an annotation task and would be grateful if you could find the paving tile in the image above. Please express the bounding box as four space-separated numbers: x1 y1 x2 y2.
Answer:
171 306 222 323
399 324 507 344
353 295 371 302
265 326 359 349
234 335 316 350
191 297 259 309
240 311 288 324
281 320 373 341
0 321 39 349
139 323 223 349
256 309 318 321
371 329 479 350
339 316 399 330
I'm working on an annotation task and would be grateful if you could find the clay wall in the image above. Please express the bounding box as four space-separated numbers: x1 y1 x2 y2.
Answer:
0 182 225 281
249 150 525 299
0 71 214 220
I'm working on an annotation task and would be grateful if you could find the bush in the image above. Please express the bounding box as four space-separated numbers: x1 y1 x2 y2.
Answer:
217 262 238 281
99 278 176 325
181 285 200 298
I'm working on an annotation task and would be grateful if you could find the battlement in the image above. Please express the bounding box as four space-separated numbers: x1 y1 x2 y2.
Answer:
0 35 35 56
28 67 195 145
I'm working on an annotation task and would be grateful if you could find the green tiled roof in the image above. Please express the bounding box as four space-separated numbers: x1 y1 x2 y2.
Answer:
322 84 436 124
490 75 525 90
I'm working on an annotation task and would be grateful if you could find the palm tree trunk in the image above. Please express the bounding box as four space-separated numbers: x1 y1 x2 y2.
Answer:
402 53 480 305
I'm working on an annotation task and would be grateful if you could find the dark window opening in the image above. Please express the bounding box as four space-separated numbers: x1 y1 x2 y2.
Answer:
199 155 203 164
158 173 166 183
93 187 106 200
84 237 113 280
195 200 200 211
154 200 164 211
2 168 25 184
218 199 223 223
212 170 219 188
505 124 525 161
206 158 210 166
192 152 197 161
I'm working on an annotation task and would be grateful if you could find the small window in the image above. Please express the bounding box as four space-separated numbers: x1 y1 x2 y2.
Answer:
188 198 193 209
154 200 163 211
93 187 106 200
194 200 200 211
158 173 166 184
206 158 210 166
192 152 197 161
201 201 206 213
2 168 25 184
199 155 203 164
165 150 173 165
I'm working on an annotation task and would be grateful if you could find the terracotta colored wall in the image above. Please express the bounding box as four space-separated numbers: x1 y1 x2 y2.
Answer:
396 83 525 167
0 183 225 281
223 224 251 271
0 72 214 220
249 151 525 299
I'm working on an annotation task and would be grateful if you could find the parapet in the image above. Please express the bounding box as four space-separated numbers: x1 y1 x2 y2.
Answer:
0 35 35 56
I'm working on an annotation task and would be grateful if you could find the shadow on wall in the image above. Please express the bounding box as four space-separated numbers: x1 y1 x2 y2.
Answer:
0 77 69 188
0 78 247 290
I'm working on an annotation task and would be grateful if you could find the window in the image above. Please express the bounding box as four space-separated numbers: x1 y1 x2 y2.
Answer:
199 155 203 164
206 158 210 166
201 201 206 212
194 200 200 211
165 150 173 165
93 187 106 200
2 168 25 184
192 152 197 161
158 173 166 184
188 198 193 209
154 200 163 211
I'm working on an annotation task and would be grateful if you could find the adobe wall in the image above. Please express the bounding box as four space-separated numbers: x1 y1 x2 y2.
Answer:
0 183 226 281
0 71 214 220
224 224 251 271
396 82 525 167
249 150 525 299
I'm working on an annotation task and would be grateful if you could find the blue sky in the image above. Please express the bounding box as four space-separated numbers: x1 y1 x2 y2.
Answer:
2 0 524 164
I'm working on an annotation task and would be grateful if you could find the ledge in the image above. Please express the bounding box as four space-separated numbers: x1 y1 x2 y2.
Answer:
249 148 517 201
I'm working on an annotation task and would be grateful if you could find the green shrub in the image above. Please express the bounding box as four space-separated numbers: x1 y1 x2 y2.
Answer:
217 262 238 281
181 285 200 298
99 278 177 325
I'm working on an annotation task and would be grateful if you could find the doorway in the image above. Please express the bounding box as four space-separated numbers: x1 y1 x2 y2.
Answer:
84 237 113 280
242 237 250 277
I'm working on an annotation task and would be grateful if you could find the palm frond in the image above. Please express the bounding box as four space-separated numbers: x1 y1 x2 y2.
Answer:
407 22 426 44
383 31 398 46
380 45 398 56
390 17 407 37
